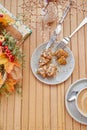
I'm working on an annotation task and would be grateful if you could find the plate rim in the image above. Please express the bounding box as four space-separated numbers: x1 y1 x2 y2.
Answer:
31 43 75 85
65 78 87 125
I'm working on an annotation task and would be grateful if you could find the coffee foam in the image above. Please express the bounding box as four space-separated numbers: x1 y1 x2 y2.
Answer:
77 89 87 116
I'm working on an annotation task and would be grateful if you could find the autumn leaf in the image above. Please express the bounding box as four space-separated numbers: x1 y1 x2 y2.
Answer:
0 54 8 64
4 62 14 73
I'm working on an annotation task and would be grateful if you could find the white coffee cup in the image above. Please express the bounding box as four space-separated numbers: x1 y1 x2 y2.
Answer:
76 87 87 117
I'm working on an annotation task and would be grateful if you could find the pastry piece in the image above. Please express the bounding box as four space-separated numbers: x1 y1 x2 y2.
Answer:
55 49 68 58
57 56 67 65
39 56 50 67
37 64 57 78
37 65 47 78
41 49 52 60
46 64 57 77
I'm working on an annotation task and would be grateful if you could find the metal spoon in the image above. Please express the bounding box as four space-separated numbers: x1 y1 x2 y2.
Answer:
67 90 79 102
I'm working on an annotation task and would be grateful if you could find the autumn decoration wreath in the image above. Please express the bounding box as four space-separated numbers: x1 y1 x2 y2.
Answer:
0 13 23 96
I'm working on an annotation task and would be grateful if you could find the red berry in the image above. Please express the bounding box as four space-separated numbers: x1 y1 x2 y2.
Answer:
9 54 13 58
10 58 14 62
0 41 2 46
6 49 11 53
9 55 15 62
4 45 8 49
5 49 8 53
0 14 3 17
7 50 11 53
8 52 11 56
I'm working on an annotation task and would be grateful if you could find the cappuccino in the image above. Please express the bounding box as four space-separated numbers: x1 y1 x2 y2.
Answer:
77 88 87 117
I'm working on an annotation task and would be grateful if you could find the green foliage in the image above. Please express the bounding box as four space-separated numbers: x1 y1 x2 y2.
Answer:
12 46 24 65
15 82 22 95
2 30 16 50
2 29 24 65
0 84 10 96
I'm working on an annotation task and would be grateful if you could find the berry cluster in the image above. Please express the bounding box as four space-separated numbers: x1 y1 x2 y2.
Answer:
3 46 15 62
0 35 15 62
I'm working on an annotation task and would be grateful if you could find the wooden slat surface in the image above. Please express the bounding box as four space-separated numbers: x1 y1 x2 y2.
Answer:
0 0 87 130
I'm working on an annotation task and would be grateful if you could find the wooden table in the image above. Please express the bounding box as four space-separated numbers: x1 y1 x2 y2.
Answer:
0 0 87 130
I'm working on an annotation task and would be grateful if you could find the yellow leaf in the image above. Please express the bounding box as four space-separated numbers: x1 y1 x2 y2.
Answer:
0 57 8 64
0 14 15 26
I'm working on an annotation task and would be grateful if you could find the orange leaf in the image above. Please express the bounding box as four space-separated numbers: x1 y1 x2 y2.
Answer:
5 62 14 73
5 74 17 92
6 84 15 92
14 60 21 67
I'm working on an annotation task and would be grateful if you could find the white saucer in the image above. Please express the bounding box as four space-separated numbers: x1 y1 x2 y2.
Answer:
65 78 87 125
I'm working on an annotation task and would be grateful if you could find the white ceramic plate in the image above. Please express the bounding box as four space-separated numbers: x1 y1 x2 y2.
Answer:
31 43 75 85
65 78 87 125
